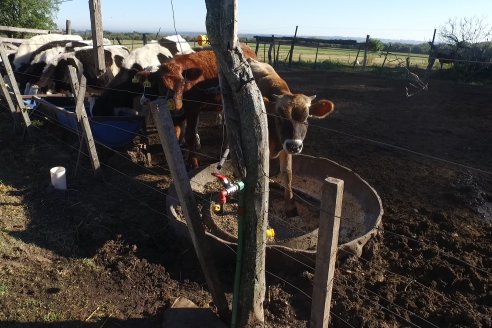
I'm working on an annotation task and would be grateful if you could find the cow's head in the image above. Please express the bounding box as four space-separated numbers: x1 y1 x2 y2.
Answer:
269 94 335 155
158 62 204 110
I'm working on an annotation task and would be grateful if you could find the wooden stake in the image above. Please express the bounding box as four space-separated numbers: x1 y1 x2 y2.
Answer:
310 177 344 328
352 45 361 70
149 100 230 322
66 20 72 35
88 0 106 76
0 44 31 132
424 29 437 79
362 34 370 72
288 25 298 67
205 0 269 326
381 44 391 68
0 73 18 124
67 66 101 178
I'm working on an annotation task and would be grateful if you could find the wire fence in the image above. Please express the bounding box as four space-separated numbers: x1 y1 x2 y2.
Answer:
1 36 491 326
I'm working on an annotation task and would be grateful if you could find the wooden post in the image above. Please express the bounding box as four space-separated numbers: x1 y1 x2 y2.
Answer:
0 74 19 127
254 39 259 56
66 20 72 35
310 177 344 328
142 33 148 45
314 42 320 67
424 29 437 78
88 0 106 76
267 35 274 65
288 25 298 67
149 100 230 322
205 0 269 326
381 44 391 68
67 66 102 178
352 45 361 69
275 41 281 67
0 44 31 131
361 34 370 72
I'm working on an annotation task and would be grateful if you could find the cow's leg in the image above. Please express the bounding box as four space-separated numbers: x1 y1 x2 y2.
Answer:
279 150 298 217
184 110 200 169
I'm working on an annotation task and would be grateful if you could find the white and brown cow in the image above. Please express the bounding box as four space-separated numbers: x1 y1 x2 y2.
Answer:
90 37 194 117
247 58 335 216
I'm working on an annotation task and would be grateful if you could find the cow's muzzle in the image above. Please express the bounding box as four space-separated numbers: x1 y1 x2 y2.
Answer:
283 139 303 154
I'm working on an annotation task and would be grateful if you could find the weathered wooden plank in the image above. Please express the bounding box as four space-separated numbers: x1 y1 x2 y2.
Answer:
149 100 230 322
0 25 51 34
88 0 106 75
205 0 269 326
68 66 101 178
0 43 31 129
310 177 344 328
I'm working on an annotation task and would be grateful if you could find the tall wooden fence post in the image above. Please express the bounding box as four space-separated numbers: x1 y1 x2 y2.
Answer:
288 25 298 67
381 44 391 68
0 44 31 134
149 100 230 322
205 0 270 326
67 66 102 178
88 0 106 76
66 20 72 35
361 34 370 72
310 177 344 328
424 28 437 79
352 45 361 70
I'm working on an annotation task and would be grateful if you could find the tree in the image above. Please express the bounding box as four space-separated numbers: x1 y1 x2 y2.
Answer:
439 16 492 46
0 0 60 35
437 16 492 80
368 38 384 52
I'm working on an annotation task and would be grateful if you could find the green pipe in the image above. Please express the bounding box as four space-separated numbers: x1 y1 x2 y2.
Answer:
231 180 245 328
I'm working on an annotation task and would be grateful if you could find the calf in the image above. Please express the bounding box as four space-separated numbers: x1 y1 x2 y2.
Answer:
155 45 257 167
248 58 335 217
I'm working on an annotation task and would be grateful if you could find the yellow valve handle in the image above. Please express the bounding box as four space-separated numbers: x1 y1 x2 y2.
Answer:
143 79 151 88
213 204 222 213
132 76 139 83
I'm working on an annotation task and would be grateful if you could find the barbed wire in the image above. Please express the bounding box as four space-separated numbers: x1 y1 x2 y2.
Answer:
1 104 488 328
12 65 492 177
6 100 492 282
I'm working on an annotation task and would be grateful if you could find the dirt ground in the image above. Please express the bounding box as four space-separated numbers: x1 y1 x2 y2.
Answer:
0 68 491 328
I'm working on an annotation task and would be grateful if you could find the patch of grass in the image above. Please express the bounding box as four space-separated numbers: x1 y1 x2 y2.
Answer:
43 311 60 322
79 258 100 270
0 282 8 296
30 119 44 128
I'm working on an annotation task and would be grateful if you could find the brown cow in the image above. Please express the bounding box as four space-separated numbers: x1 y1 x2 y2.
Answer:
248 58 335 217
155 45 257 167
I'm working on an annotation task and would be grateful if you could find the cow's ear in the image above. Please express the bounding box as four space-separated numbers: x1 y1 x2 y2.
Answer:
183 68 203 82
309 100 335 119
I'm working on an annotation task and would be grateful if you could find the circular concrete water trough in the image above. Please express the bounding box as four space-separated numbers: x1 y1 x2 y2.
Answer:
166 154 383 268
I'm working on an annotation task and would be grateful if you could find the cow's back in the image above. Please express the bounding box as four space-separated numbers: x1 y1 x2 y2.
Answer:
248 59 290 98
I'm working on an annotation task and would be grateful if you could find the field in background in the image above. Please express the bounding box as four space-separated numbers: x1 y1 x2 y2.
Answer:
116 39 430 69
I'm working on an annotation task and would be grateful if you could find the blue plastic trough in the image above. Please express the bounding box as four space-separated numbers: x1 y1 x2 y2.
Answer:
33 97 144 148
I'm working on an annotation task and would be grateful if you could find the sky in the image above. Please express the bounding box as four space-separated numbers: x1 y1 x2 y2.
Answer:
55 0 492 43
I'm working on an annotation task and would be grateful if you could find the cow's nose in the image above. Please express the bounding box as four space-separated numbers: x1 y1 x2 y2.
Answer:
284 139 303 154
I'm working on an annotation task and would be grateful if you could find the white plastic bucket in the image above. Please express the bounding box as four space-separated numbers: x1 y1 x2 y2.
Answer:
50 166 67 190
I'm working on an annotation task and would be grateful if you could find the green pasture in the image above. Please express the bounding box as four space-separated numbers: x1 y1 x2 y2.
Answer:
117 39 430 70
254 43 430 69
